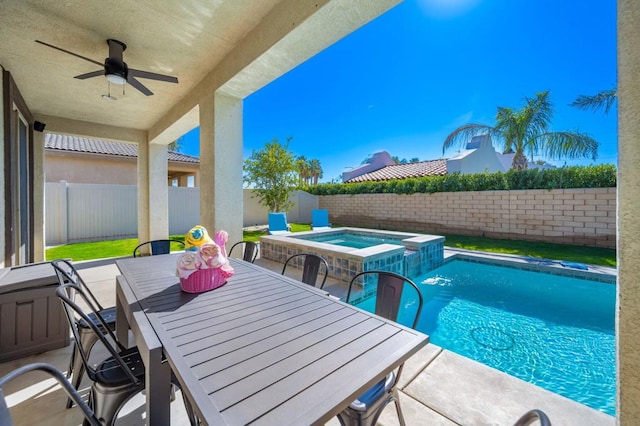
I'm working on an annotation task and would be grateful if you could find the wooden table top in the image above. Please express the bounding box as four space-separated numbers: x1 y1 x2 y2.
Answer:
116 254 429 425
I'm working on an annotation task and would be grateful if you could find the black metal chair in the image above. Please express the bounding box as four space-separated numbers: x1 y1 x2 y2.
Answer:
132 239 184 257
50 259 117 409
56 282 198 426
56 282 147 425
228 241 259 263
339 270 424 426
0 362 101 426
281 253 329 289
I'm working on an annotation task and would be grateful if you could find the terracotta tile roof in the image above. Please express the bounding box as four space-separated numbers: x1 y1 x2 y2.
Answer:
44 133 199 164
345 159 448 182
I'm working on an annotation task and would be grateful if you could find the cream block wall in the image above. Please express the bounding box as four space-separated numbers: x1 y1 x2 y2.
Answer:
320 188 616 248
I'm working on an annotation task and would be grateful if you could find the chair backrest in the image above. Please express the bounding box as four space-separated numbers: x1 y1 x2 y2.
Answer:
55 283 139 386
347 271 423 329
133 239 184 257
268 212 289 233
282 253 329 289
0 363 101 426
229 241 259 263
51 259 104 313
311 209 330 228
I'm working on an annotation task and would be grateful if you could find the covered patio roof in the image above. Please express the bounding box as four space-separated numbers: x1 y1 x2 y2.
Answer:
0 0 400 260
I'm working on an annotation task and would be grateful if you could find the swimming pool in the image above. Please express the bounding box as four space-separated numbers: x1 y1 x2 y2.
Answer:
355 258 616 415
297 233 405 249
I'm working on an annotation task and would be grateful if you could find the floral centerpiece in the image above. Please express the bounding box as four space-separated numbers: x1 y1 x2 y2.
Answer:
176 225 234 293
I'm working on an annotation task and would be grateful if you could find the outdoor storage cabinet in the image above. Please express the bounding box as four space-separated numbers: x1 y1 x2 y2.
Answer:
0 262 69 362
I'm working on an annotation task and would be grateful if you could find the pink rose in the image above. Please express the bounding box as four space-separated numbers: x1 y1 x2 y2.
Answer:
176 251 201 279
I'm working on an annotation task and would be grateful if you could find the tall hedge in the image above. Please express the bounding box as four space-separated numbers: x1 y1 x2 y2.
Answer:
305 165 616 196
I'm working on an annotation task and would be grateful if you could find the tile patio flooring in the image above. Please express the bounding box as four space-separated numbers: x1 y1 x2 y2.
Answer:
0 257 615 425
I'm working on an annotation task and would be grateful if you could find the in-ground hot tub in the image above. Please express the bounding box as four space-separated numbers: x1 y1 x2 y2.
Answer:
260 228 445 294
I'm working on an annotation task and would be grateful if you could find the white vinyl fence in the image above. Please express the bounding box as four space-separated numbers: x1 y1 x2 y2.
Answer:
45 182 317 245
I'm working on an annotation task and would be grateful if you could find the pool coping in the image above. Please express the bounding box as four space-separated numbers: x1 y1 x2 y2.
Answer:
443 247 617 283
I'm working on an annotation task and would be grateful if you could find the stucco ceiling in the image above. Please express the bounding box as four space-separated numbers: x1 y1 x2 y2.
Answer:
0 0 283 132
0 0 401 144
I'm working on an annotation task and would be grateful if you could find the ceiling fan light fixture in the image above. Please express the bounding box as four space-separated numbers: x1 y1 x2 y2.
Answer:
106 73 126 85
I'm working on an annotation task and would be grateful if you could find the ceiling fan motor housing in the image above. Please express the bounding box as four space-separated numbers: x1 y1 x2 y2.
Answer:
104 57 128 84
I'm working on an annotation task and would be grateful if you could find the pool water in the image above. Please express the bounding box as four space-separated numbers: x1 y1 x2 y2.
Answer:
355 260 616 415
297 233 404 249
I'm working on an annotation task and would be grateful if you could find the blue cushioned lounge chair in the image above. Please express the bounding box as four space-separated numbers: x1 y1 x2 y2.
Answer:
268 212 291 235
311 209 331 231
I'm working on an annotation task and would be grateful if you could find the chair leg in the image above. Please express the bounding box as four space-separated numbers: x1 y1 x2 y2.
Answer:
67 331 99 408
182 393 200 426
392 389 406 426
91 383 142 426
67 345 77 379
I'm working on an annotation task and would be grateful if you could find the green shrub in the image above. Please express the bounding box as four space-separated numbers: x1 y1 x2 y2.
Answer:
307 165 616 196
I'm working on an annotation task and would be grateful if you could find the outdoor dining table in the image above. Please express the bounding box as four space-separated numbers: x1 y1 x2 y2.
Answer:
115 253 429 425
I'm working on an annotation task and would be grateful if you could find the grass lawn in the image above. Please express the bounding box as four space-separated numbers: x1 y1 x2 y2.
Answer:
46 236 187 262
45 224 616 267
443 234 616 268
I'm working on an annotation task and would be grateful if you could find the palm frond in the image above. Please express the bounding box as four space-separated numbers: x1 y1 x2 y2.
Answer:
570 89 617 114
524 91 553 140
442 124 494 154
540 131 599 161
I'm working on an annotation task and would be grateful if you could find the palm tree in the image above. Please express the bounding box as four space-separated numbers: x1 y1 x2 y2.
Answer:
296 156 309 185
309 159 323 185
571 88 617 114
442 91 599 170
168 136 184 152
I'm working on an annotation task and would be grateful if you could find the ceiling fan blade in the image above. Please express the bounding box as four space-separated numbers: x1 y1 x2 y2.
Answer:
35 40 103 67
127 76 153 96
129 68 178 84
74 70 104 80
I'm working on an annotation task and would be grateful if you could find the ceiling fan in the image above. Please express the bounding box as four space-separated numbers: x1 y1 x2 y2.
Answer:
35 39 178 96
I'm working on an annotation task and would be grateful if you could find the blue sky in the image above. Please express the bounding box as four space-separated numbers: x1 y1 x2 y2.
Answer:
181 0 617 183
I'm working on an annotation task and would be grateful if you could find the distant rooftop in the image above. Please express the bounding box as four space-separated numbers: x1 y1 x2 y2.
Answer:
44 133 199 164
345 159 448 183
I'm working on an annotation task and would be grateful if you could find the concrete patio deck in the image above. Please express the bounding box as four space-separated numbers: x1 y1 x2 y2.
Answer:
0 257 614 425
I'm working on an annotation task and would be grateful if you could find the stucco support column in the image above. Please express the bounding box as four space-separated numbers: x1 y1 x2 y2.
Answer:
199 93 243 245
137 141 150 244
137 141 169 245
149 143 169 239
32 129 45 261
617 0 640 423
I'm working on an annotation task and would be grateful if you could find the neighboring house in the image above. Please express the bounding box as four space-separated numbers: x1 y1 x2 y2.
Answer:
342 135 556 183
344 158 447 183
446 134 507 174
45 133 200 186
341 151 396 182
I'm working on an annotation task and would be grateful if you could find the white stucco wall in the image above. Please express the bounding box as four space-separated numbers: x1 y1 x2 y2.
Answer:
447 135 507 174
